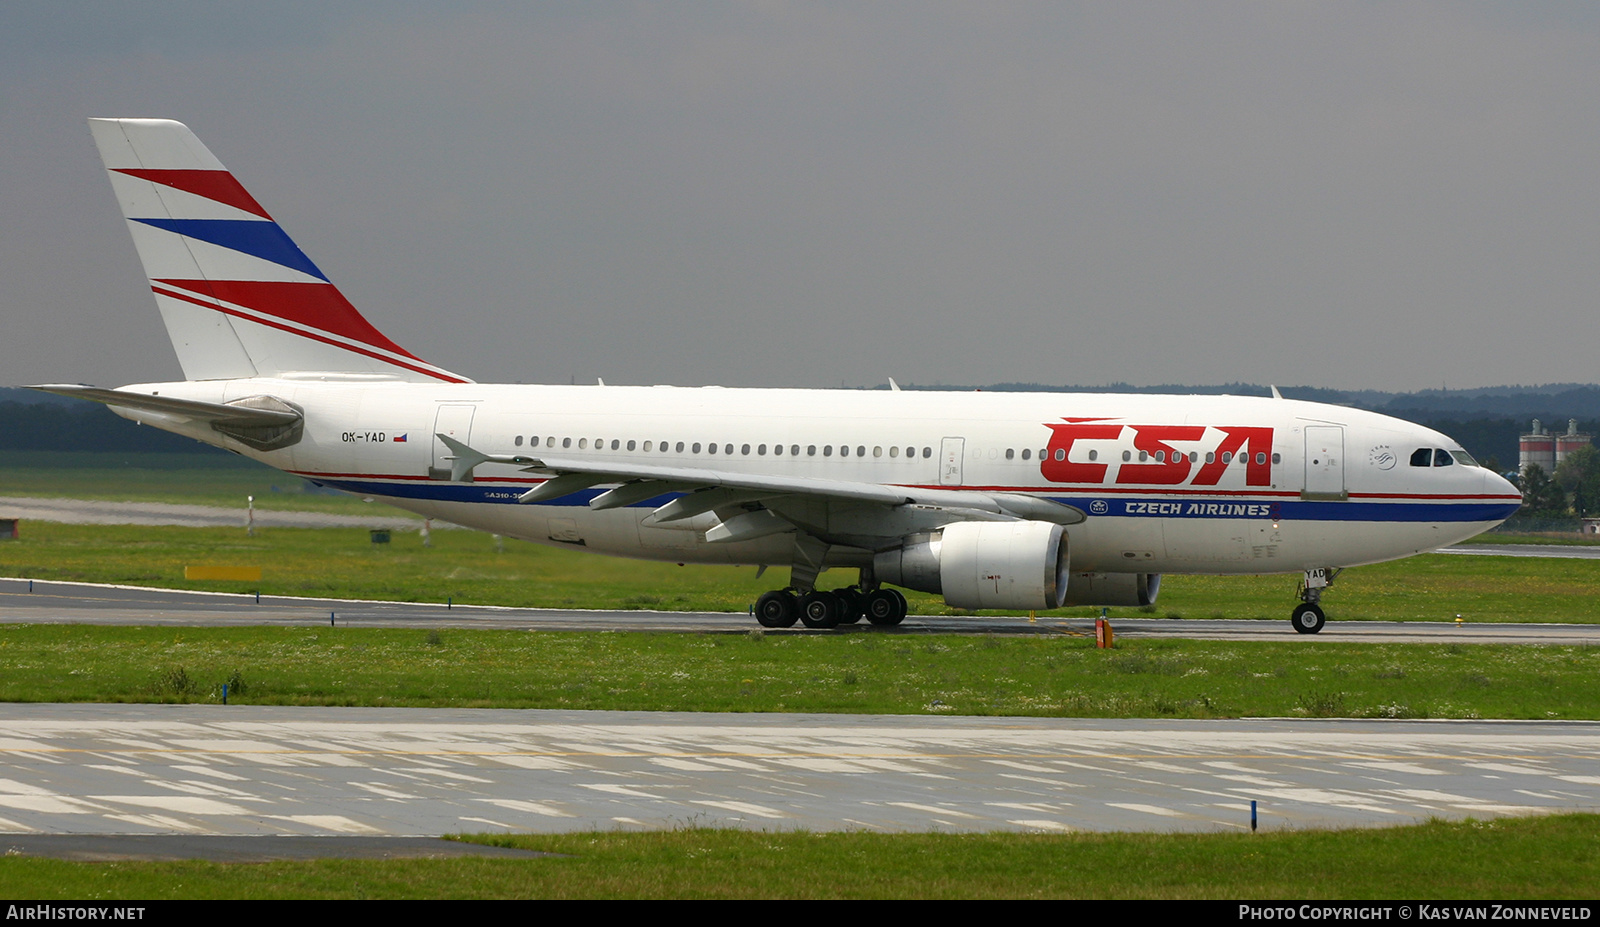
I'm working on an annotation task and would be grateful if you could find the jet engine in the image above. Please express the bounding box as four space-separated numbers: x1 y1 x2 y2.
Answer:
1059 571 1161 607
873 521 1070 611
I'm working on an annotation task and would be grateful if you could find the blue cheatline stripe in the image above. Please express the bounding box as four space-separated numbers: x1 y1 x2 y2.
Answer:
1071 497 1520 523
311 478 1519 523
131 218 328 281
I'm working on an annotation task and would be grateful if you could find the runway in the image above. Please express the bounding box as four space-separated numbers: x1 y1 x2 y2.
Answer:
0 704 1595 839
1436 543 1600 559
3 577 1598 643
0 496 426 531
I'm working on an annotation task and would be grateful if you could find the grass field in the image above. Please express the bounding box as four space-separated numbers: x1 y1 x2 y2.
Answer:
0 815 1594 899
1 623 1595 718
0 454 403 517
4 520 1600 623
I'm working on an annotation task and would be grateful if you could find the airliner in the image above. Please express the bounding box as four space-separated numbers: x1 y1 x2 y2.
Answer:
33 118 1523 633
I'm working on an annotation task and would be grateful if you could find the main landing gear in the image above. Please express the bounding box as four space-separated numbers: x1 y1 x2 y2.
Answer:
1291 567 1340 634
754 585 908 629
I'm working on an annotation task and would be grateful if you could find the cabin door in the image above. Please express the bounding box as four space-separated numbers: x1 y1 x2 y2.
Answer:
940 437 965 486
1303 425 1346 499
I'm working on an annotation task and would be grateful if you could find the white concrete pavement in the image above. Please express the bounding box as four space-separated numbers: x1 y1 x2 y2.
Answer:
0 705 1594 836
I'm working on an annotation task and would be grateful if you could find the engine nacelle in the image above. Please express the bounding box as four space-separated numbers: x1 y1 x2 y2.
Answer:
873 521 1070 611
1060 571 1162 607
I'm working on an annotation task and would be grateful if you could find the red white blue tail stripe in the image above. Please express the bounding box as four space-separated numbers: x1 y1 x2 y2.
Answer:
89 118 468 384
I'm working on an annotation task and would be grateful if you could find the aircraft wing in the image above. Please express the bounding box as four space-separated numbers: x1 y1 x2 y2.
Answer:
437 433 1084 547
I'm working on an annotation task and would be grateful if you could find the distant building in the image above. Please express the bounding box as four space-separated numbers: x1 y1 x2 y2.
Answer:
1521 418 1592 475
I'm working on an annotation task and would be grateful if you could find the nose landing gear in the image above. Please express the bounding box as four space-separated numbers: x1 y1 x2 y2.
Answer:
1291 567 1340 634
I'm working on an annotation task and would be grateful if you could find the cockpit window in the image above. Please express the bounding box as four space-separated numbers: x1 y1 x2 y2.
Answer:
1410 448 1432 467
1449 447 1479 468
1433 449 1454 467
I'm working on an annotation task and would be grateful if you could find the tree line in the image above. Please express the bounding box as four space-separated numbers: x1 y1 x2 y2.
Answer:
1518 446 1600 519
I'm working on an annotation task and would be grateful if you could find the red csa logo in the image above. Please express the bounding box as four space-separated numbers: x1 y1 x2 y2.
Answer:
1041 419 1275 486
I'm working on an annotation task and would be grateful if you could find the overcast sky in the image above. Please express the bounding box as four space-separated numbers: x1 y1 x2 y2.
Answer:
5 2 1600 392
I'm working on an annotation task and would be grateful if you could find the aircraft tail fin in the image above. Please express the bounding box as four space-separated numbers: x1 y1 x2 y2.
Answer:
88 118 469 383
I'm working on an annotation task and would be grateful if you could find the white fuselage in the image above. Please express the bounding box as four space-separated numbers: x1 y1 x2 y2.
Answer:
119 378 1522 576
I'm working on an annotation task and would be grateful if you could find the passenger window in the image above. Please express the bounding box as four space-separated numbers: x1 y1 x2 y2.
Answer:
824 446 833 457
1021 449 1030 460
1410 448 1432 467
514 436 523 447
626 440 636 451
1433 449 1454 467
742 444 751 455
563 438 572 449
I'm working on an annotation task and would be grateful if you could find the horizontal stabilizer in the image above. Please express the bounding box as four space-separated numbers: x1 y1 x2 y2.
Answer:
28 384 298 427
31 383 305 452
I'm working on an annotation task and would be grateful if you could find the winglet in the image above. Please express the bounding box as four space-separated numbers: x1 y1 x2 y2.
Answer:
434 433 539 483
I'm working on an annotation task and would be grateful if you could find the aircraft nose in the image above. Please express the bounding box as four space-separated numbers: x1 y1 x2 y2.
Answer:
1487 467 1520 499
